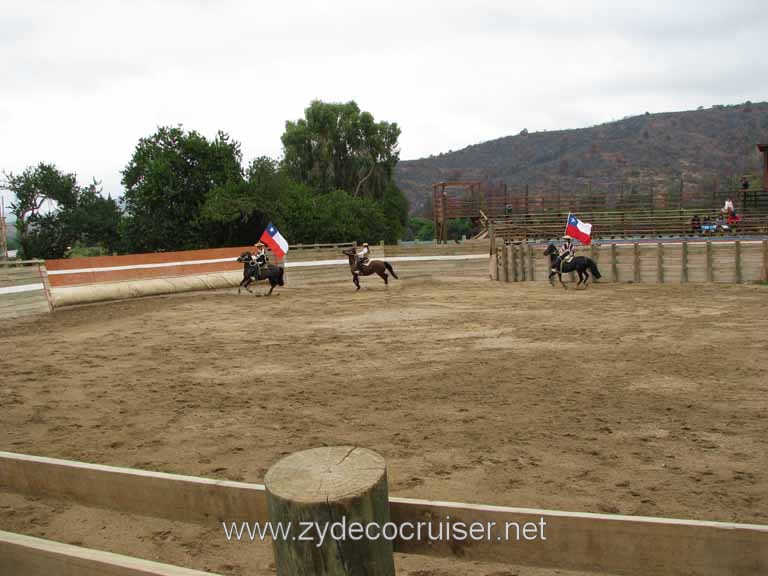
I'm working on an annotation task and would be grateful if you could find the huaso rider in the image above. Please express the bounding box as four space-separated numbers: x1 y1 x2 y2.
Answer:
552 235 574 273
354 242 370 275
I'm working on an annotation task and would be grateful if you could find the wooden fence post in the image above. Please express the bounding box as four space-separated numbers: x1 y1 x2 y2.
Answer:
706 241 714 282
527 244 535 281
502 244 509 283
611 243 618 282
735 241 742 284
265 447 395 576
633 243 640 283
763 240 768 282
657 243 664 284
511 244 518 282
520 242 527 281
681 241 688 284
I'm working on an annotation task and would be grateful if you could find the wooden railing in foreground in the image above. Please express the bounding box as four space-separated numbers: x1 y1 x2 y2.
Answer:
1 451 766 575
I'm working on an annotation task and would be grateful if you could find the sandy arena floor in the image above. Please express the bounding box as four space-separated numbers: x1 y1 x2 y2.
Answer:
1 276 767 575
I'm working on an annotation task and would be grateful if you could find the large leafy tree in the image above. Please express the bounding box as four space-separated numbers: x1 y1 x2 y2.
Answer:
201 157 294 246
281 100 401 198
2 164 120 258
2 163 78 244
121 126 243 252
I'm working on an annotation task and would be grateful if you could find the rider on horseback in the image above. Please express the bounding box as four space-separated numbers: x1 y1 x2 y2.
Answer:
552 235 575 273
354 243 370 275
253 242 269 268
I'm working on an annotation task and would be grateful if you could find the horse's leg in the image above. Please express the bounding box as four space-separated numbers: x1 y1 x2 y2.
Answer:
548 271 556 287
378 271 388 284
353 274 360 291
559 271 567 290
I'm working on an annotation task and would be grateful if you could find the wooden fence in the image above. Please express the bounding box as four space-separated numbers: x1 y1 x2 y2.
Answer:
0 260 51 320
493 240 768 285
491 208 768 244
1 451 766 576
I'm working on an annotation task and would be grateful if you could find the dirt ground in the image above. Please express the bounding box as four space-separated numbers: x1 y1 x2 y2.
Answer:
1 276 767 575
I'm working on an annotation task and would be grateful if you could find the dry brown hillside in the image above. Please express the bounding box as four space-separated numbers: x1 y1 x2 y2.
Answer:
396 102 768 214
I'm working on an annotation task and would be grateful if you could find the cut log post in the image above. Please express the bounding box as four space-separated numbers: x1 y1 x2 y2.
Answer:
265 446 395 576
735 241 742 284
681 242 688 284
633 243 640 283
611 243 618 282
706 241 714 283
763 240 768 282
527 244 535 281
657 243 664 284
502 244 509 283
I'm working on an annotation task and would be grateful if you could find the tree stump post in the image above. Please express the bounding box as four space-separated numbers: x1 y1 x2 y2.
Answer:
265 446 396 576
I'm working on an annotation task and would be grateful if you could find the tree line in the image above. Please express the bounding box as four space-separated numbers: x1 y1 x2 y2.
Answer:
2 101 411 259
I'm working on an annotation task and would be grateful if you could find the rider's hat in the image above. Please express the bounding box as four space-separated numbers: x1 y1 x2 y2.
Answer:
254 241 264 247
362 242 369 247
562 235 572 240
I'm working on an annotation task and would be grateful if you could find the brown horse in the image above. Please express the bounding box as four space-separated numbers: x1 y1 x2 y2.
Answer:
342 247 398 290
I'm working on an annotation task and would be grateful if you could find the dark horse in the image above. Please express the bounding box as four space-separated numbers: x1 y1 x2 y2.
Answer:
236 252 284 296
543 244 601 289
342 247 398 290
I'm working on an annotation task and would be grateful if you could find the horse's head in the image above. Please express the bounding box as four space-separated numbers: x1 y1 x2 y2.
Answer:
237 251 253 263
543 244 556 256
342 247 356 257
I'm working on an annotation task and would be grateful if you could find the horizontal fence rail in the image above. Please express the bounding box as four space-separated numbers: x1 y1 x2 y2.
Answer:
0 530 222 576
1 452 767 575
0 260 52 319
492 239 768 284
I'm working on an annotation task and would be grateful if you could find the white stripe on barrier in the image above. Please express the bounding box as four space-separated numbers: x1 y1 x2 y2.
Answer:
0 283 44 295
46 254 490 275
46 257 236 275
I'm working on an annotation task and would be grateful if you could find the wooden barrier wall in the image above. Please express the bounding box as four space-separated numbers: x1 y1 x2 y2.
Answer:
494 240 768 284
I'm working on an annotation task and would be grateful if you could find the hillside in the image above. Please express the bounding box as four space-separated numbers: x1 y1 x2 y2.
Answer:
395 102 768 214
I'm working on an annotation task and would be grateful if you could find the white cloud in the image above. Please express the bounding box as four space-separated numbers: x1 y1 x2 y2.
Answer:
1 0 766 201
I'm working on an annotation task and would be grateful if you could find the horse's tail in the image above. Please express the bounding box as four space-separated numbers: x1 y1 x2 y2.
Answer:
588 258 602 280
384 261 398 279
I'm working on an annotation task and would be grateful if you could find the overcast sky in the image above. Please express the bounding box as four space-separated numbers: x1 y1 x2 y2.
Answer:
2 0 767 207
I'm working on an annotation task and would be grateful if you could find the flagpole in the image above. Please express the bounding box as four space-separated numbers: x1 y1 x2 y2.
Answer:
564 213 571 238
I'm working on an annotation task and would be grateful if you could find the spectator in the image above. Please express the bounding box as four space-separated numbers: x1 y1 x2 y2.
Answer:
690 214 701 234
722 197 735 215
741 176 750 191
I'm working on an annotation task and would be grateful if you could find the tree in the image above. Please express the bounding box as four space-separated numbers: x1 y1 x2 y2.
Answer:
281 101 409 242
281 100 401 199
0 163 120 259
122 126 243 252
202 157 295 247
2 163 78 254
62 182 123 253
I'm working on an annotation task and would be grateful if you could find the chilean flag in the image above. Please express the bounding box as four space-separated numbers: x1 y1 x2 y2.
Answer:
260 223 289 258
565 214 592 245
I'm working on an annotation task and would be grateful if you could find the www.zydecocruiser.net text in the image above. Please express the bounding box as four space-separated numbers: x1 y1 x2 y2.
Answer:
223 516 547 547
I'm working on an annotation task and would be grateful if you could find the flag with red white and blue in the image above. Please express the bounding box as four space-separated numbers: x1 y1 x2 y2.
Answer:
260 223 289 258
565 214 593 245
